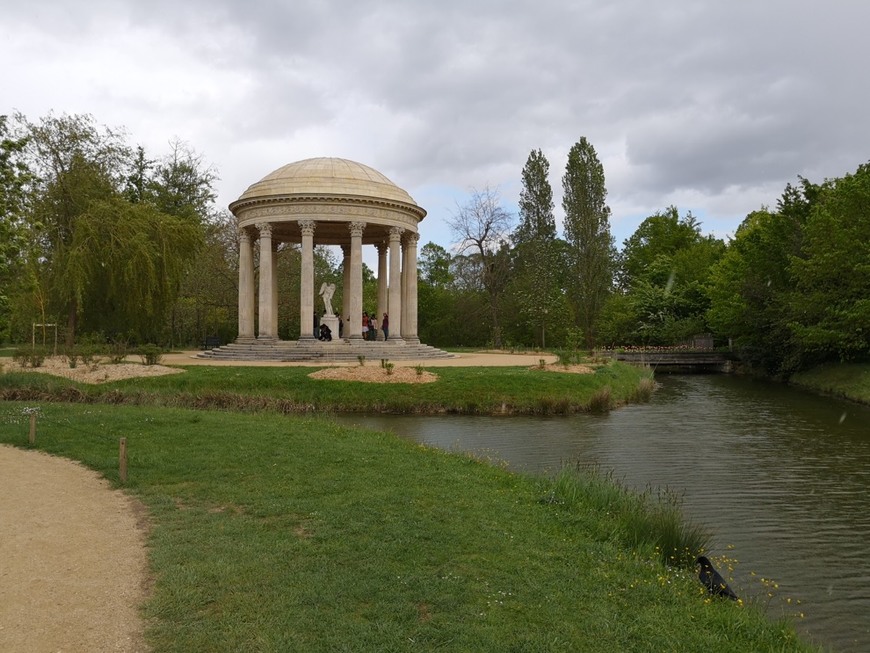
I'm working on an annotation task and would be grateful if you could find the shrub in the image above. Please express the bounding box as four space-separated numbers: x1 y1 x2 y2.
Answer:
556 348 585 367
137 344 164 366
384 362 394 376
13 346 47 368
108 339 129 364
357 355 366 367
78 344 99 369
62 347 79 369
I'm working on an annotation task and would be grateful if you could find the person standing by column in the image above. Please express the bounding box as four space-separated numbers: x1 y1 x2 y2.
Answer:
382 313 389 340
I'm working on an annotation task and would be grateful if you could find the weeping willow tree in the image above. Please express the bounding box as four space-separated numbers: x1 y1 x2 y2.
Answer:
63 198 203 342
11 112 209 345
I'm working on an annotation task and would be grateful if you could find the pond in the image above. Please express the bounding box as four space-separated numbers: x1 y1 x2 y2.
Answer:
333 374 870 652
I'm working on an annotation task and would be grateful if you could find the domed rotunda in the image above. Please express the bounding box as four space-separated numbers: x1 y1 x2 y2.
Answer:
207 158 448 361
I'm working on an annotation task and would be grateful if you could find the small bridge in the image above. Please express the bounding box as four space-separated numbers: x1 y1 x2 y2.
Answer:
611 351 732 373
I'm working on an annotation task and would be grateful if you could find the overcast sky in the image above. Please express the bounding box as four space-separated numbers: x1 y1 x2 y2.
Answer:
4 0 869 253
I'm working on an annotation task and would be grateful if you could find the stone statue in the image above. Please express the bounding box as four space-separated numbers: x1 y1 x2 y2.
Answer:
319 282 336 316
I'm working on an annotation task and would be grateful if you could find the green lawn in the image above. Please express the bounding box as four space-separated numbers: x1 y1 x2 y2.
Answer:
0 401 814 652
0 361 654 415
790 362 870 405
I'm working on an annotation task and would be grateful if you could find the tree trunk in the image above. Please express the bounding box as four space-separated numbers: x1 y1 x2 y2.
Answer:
65 299 77 348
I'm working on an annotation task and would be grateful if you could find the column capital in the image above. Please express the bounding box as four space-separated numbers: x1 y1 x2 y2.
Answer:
257 222 273 238
349 221 366 238
403 231 420 246
376 241 388 255
299 219 316 236
238 227 252 244
389 226 404 242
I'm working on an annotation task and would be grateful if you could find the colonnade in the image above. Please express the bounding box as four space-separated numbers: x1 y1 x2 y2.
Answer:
237 220 419 342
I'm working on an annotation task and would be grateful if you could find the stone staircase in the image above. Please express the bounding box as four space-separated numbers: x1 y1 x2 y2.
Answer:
197 338 455 363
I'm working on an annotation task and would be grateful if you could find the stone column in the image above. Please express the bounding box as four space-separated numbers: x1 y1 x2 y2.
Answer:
376 242 388 341
257 222 275 339
401 239 408 339
271 240 279 338
299 220 316 340
348 221 365 339
388 227 404 341
403 232 420 343
341 245 351 331
237 228 255 340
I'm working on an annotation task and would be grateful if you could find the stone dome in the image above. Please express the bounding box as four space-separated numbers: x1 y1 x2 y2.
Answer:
235 157 422 210
230 157 426 246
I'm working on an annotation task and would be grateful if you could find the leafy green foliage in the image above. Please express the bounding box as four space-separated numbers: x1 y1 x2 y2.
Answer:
7 112 213 346
787 164 870 364
605 207 725 346
136 344 164 366
562 138 615 347
705 165 870 374
64 197 203 341
706 207 804 372
169 212 239 347
705 178 822 373
0 116 32 342
510 149 563 347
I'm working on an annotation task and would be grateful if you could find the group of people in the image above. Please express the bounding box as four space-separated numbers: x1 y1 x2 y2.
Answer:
317 284 390 341
361 311 389 341
319 312 390 341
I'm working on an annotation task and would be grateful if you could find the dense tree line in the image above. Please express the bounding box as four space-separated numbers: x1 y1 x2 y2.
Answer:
3 112 866 374
420 151 869 377
1 112 227 347
707 167 870 375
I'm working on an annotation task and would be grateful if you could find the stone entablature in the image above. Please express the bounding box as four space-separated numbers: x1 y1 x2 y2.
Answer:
233 197 422 246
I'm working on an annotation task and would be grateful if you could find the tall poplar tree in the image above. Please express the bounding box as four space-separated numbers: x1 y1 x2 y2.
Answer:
562 137 615 348
512 149 560 347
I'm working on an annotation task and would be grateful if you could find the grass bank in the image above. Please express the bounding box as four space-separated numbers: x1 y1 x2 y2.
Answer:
0 361 655 415
789 362 870 405
0 402 813 652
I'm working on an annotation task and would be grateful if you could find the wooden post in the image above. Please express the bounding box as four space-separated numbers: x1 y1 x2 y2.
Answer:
29 413 36 445
119 437 128 483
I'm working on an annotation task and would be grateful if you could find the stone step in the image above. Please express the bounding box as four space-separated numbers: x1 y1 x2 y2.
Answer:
198 339 454 362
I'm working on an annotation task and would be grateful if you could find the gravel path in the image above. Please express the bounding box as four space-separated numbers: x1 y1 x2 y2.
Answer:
0 445 149 652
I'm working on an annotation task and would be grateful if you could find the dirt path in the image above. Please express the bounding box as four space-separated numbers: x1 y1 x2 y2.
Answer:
0 445 149 652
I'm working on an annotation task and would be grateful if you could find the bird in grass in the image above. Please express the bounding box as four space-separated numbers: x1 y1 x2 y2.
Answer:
696 555 739 601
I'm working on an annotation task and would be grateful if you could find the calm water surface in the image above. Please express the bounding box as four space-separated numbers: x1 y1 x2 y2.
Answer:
334 375 870 652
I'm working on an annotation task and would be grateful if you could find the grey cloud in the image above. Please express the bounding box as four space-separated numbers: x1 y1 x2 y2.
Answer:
4 0 870 242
